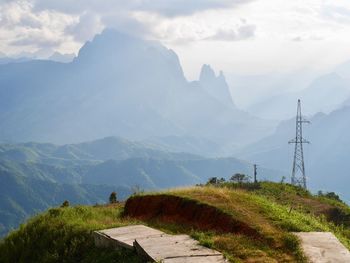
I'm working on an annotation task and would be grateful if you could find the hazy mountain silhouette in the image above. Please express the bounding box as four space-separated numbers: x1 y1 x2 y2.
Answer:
245 72 350 120
237 106 350 203
198 64 234 107
0 29 272 146
0 136 201 166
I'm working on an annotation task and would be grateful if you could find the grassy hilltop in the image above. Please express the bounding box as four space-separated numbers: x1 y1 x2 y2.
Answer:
0 182 349 263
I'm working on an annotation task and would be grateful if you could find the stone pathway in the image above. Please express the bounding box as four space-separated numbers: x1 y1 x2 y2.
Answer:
94 225 227 262
294 232 350 263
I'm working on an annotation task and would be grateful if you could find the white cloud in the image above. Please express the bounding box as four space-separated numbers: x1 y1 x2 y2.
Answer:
31 0 253 17
135 0 254 17
11 29 61 48
1 0 350 79
321 4 350 24
2 0 256 56
0 1 77 54
207 23 256 41
65 12 103 42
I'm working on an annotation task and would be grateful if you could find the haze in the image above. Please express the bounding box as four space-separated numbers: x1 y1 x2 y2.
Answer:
2 0 350 110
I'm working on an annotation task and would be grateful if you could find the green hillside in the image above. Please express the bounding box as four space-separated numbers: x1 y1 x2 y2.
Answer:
0 160 130 237
0 138 285 238
0 137 202 165
1 182 349 263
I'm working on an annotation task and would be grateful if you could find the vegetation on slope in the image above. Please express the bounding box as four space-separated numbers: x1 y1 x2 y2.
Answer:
0 140 284 238
126 182 350 262
0 182 349 263
0 163 128 237
0 204 142 263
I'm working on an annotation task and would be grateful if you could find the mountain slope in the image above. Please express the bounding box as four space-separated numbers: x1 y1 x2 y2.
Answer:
0 162 127 237
82 156 285 190
0 29 273 146
236 106 350 203
246 73 350 120
198 64 234 107
0 137 283 237
0 136 201 166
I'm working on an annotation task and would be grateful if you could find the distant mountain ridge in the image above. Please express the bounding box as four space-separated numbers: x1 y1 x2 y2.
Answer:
242 71 350 120
0 29 273 146
0 136 284 237
0 136 202 166
236 106 350 203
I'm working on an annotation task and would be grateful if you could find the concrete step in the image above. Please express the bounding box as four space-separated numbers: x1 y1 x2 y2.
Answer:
294 232 350 263
94 225 227 263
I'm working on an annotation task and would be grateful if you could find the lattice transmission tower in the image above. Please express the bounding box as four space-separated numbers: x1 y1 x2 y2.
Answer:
288 99 310 189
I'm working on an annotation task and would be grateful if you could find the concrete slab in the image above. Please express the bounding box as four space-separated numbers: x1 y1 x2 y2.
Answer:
294 232 350 263
163 256 228 263
134 234 221 258
94 225 164 249
94 225 227 262
134 234 226 262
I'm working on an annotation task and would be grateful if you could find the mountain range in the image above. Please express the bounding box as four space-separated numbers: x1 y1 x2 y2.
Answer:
228 62 350 120
236 105 350 203
0 136 283 237
0 29 274 147
1 28 349 238
245 73 350 120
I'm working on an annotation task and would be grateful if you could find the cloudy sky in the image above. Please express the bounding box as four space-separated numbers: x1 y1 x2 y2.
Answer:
1 0 350 79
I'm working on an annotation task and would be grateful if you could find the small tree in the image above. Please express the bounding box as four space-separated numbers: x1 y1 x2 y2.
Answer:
218 177 226 184
207 177 218 185
324 192 342 202
61 200 70 208
207 177 226 185
230 173 250 184
109 191 118 204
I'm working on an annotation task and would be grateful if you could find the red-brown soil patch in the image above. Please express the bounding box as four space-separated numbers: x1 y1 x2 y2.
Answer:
124 194 262 239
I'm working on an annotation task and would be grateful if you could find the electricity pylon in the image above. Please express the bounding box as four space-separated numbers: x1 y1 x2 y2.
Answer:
288 99 310 189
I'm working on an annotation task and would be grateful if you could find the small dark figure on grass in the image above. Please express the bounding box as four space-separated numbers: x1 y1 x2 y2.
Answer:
61 200 70 208
109 191 118 204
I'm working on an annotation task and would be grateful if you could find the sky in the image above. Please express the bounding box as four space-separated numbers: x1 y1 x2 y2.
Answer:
1 0 350 79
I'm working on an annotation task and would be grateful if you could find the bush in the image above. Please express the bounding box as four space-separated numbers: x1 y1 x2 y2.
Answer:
318 191 343 203
206 177 225 185
230 173 250 183
61 200 70 208
109 192 118 204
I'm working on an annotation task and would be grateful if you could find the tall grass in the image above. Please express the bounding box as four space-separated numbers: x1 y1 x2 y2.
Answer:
1 182 349 263
0 205 142 263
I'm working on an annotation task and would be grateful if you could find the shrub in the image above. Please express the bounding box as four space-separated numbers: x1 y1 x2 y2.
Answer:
230 173 250 183
61 200 70 208
109 192 118 204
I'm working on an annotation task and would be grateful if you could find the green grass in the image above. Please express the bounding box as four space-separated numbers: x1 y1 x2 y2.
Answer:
1 182 349 263
133 184 350 262
0 204 143 263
